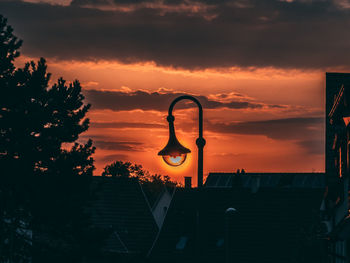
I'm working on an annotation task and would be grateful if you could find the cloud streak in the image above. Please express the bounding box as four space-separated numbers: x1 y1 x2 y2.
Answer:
84 89 281 111
296 139 324 155
98 153 129 162
94 140 143 151
88 116 325 155
205 117 324 140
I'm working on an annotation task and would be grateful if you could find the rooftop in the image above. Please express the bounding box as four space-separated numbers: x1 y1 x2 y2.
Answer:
149 174 325 263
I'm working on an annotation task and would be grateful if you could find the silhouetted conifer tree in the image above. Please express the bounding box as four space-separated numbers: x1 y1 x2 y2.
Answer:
0 15 105 263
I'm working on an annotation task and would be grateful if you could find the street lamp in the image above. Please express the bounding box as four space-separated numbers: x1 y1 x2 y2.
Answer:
158 95 206 188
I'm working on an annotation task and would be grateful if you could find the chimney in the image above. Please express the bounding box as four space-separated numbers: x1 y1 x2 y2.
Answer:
184 177 192 189
251 176 260 193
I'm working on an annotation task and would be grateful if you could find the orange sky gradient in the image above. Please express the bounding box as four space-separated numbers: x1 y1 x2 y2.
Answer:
15 56 326 184
6 0 348 184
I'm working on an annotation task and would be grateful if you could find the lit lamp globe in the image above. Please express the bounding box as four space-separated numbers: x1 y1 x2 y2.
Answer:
158 129 191 167
162 154 187 167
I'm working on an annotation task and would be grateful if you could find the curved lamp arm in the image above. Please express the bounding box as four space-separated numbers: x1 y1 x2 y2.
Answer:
167 95 206 187
168 95 203 139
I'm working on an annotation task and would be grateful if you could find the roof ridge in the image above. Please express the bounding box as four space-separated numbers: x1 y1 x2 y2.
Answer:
151 186 167 211
113 230 129 253
138 180 154 216
146 187 177 258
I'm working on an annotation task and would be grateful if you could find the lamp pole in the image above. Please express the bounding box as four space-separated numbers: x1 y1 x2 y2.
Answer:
167 95 206 188
225 208 237 263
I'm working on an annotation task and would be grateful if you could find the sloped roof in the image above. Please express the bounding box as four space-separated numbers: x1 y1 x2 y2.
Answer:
205 172 325 189
88 176 158 255
149 183 325 263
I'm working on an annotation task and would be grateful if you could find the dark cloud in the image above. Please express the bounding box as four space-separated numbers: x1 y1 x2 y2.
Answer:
71 0 156 4
205 117 325 155
84 89 277 111
1 0 350 69
94 140 143 151
98 153 129 162
205 117 324 140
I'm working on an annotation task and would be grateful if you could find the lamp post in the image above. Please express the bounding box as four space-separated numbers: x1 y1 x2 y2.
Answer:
158 95 206 188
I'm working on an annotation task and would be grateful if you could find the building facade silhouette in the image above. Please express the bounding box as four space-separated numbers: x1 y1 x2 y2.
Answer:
324 73 350 262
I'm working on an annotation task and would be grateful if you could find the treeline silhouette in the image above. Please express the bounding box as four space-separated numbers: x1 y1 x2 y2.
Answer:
0 15 175 263
102 160 178 186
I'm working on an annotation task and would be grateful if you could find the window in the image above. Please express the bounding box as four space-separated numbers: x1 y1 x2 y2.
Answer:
176 236 188 250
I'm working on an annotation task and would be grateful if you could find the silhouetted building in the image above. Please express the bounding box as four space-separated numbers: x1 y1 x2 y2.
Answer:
324 73 350 262
149 173 325 263
88 176 159 262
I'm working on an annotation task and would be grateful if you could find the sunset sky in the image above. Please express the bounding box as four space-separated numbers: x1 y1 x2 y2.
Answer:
2 0 350 183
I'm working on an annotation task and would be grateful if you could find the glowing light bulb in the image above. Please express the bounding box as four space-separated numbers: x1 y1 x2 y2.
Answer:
162 154 187 167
